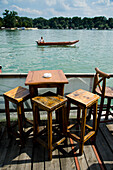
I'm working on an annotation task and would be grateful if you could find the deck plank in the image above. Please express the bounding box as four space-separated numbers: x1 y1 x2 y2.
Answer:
4 140 21 170
32 143 45 170
0 136 20 169
106 122 113 135
0 120 113 170
45 149 60 170
72 140 88 170
0 137 11 168
96 126 113 170
0 126 13 168
103 123 113 152
83 143 101 170
14 138 33 170
59 138 77 170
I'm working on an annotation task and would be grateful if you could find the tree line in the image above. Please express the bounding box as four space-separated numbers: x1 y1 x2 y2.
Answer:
1 9 113 30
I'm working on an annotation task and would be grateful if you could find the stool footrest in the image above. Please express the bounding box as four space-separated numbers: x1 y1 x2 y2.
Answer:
85 124 93 130
52 137 66 150
37 128 47 137
35 137 48 149
67 130 80 142
34 136 66 151
25 118 33 125
67 124 75 130
84 131 95 142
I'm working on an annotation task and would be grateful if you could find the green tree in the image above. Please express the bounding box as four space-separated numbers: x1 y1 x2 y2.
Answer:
20 17 33 27
82 17 94 29
0 17 4 28
3 9 18 28
33 17 48 28
93 16 107 29
72 17 82 29
108 18 113 28
15 16 22 27
49 17 58 28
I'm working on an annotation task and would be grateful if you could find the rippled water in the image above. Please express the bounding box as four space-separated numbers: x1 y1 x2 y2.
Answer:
0 29 113 73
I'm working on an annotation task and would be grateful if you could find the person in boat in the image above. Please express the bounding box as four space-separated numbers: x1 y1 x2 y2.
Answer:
40 37 44 43
0 65 2 73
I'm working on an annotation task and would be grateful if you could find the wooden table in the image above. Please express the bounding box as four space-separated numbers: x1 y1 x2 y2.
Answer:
25 70 68 97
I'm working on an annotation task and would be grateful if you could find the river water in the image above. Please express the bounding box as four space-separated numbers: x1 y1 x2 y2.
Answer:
0 29 113 74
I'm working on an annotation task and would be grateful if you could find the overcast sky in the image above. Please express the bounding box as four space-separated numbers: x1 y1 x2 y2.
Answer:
0 0 113 19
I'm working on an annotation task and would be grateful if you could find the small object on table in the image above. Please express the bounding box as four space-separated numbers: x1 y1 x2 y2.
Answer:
43 73 52 78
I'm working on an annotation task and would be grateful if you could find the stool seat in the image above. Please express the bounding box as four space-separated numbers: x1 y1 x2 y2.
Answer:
4 86 30 103
66 89 99 155
32 92 67 160
3 86 32 145
66 89 99 108
32 94 66 111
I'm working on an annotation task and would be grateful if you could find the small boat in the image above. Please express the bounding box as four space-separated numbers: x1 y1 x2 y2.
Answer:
36 40 79 46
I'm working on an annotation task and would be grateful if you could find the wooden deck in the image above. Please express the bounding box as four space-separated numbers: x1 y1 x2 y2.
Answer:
0 117 113 170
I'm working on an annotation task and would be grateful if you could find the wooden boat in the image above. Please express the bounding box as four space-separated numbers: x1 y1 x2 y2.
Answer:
36 40 79 46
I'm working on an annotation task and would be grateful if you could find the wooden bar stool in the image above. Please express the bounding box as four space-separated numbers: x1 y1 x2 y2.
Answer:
3 86 32 145
66 89 99 155
88 67 113 127
32 92 67 160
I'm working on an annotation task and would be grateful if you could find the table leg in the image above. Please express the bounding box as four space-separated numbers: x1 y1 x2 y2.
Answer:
56 84 64 122
29 86 38 97
57 84 64 96
29 86 40 122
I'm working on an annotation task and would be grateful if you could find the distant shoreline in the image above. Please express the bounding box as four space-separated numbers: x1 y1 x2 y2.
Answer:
0 27 38 30
1 27 113 31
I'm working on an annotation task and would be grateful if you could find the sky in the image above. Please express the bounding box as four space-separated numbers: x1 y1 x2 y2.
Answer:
0 0 113 19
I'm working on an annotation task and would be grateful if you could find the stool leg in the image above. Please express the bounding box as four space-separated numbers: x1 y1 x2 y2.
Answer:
48 111 52 161
92 101 98 142
67 100 71 126
97 97 104 129
5 98 11 137
17 103 24 145
105 98 111 120
93 101 98 130
33 103 39 138
79 108 87 155
77 107 81 122
61 104 66 134
21 103 26 127
86 107 92 121
76 107 81 131
62 104 68 145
